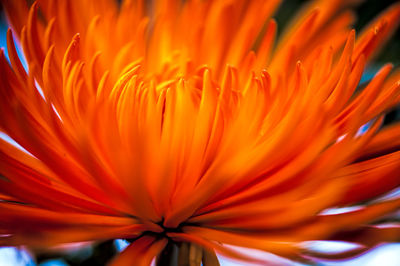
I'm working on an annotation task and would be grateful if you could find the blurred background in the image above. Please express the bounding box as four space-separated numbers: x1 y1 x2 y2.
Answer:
0 0 399 265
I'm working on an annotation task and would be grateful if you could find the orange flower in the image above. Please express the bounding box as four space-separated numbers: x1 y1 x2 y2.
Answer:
1 0 400 265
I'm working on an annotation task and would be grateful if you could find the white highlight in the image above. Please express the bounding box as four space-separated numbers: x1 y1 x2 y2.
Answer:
34 79 46 100
301 241 362 254
52 104 63 122
320 205 364 215
0 132 32 156
318 243 400 266
0 247 34 266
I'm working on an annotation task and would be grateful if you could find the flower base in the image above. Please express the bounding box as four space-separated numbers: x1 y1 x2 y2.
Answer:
156 242 220 266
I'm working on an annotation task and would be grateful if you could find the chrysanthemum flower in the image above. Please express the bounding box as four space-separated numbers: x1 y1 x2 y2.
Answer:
1 0 400 265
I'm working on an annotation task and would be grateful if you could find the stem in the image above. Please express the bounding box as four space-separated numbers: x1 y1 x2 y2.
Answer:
156 241 220 266
156 241 179 266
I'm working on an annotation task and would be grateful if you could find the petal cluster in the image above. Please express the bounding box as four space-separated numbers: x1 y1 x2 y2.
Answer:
0 0 400 264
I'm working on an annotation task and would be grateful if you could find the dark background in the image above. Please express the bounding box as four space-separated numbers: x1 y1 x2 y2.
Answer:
275 0 400 65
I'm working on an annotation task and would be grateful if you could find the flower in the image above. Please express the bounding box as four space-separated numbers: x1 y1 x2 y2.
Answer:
1 0 400 265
